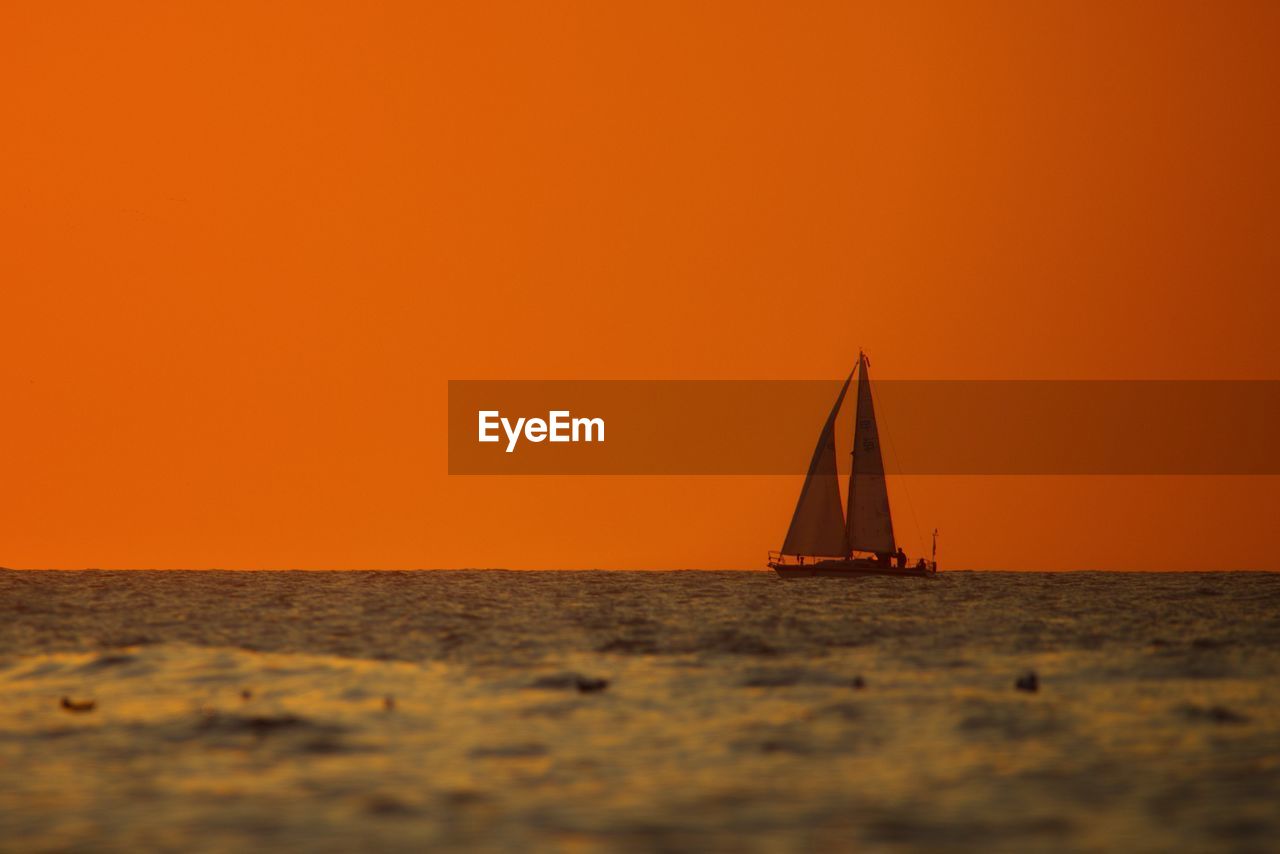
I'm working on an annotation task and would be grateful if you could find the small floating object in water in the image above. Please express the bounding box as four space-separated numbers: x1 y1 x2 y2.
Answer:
240 689 253 700
851 675 866 689
366 794 414 816
242 714 306 732
1015 672 1039 692
384 695 396 711
1180 703 1248 724
529 672 610 693
61 696 96 713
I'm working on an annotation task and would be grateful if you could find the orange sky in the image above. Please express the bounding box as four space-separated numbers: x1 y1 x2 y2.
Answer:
3 1 1278 570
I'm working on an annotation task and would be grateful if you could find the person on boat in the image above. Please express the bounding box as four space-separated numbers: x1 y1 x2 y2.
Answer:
895 547 907 569
916 557 927 570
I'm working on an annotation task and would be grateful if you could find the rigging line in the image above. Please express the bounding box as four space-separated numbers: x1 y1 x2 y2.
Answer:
876 387 926 558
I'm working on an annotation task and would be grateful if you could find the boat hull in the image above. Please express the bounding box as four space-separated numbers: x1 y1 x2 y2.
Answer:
769 558 936 579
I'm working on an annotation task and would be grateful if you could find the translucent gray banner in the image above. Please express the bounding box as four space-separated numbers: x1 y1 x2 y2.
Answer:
448 380 1280 474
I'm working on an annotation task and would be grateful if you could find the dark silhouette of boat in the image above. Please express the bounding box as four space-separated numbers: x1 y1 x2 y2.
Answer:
769 352 938 579
60 696 96 712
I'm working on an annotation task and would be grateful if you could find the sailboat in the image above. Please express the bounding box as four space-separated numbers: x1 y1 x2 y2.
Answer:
768 352 938 578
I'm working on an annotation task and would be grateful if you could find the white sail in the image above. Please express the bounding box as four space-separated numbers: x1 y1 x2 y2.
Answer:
780 372 852 557
846 354 896 555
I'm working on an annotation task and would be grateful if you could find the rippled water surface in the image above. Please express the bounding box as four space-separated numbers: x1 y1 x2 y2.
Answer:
1 570 1277 852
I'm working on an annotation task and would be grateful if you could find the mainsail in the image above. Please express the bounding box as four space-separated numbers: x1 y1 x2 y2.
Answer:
846 353 896 554
779 372 852 556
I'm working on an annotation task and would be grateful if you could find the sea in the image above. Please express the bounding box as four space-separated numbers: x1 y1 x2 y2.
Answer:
0 570 1277 853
